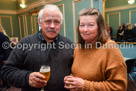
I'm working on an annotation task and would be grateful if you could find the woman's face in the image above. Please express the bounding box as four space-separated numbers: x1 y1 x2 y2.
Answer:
79 15 98 43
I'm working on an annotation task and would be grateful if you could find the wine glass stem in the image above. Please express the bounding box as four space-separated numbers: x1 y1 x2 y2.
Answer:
41 87 44 91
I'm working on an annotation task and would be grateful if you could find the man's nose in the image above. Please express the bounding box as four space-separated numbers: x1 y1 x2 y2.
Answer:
50 22 55 28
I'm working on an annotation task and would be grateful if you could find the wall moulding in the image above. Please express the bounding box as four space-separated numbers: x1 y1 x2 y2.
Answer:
106 4 136 12
0 0 62 15
72 0 83 42
107 12 120 39
129 10 136 24
0 9 17 14
17 0 62 14
0 16 14 37
107 12 120 26
58 4 66 37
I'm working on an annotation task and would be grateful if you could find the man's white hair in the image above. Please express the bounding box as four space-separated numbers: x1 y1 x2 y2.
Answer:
38 4 63 24
38 9 44 22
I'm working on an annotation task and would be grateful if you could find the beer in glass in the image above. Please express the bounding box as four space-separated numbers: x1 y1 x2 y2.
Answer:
39 65 50 91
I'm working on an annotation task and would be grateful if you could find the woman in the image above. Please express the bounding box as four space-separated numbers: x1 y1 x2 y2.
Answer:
64 8 127 91
116 26 124 41
0 24 11 62
0 24 12 87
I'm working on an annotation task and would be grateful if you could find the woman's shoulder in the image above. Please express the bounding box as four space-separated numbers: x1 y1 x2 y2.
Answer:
103 40 125 65
102 39 120 51
106 39 116 44
0 32 7 40
0 32 4 36
103 39 117 47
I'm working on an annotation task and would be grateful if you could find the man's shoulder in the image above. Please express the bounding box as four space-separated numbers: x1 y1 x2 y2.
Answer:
19 33 38 43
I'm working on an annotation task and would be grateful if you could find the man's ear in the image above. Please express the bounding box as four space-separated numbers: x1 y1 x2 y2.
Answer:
38 19 42 27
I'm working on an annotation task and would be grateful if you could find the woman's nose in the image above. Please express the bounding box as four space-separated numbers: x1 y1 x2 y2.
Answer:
83 26 88 32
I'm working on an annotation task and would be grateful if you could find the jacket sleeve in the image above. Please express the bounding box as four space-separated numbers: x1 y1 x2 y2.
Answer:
82 48 127 91
2 37 12 60
1 40 32 88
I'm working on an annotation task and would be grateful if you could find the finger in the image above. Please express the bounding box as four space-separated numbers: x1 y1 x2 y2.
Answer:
32 79 47 88
33 73 47 83
64 76 72 80
64 85 75 89
32 83 44 88
33 76 46 83
64 81 77 88
66 75 74 78
64 76 68 81
35 72 45 80
65 81 74 85
65 77 75 82
31 74 47 86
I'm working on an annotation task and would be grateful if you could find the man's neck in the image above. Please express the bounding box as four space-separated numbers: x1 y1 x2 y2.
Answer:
45 39 54 43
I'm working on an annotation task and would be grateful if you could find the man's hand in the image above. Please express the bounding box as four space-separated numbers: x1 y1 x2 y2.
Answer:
29 72 47 88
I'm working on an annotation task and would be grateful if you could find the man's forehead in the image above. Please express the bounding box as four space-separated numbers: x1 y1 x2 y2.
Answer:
43 7 59 13
44 17 61 20
42 10 61 19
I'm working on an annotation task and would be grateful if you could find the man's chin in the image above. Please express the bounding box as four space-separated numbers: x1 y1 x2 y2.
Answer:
47 36 57 41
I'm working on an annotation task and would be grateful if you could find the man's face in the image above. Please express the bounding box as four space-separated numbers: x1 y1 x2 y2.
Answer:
39 8 61 42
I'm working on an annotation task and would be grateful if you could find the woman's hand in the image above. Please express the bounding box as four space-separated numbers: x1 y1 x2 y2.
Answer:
64 76 84 91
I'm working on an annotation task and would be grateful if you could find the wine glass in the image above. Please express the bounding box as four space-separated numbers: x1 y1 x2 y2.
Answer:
39 65 50 91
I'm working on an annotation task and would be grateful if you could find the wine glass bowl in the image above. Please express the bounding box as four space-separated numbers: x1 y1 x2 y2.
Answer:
40 65 50 82
39 65 50 91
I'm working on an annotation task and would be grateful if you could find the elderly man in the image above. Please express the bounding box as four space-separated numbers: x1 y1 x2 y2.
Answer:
2 4 74 91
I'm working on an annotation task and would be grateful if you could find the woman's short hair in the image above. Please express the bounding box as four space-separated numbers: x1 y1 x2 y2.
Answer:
77 8 110 48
